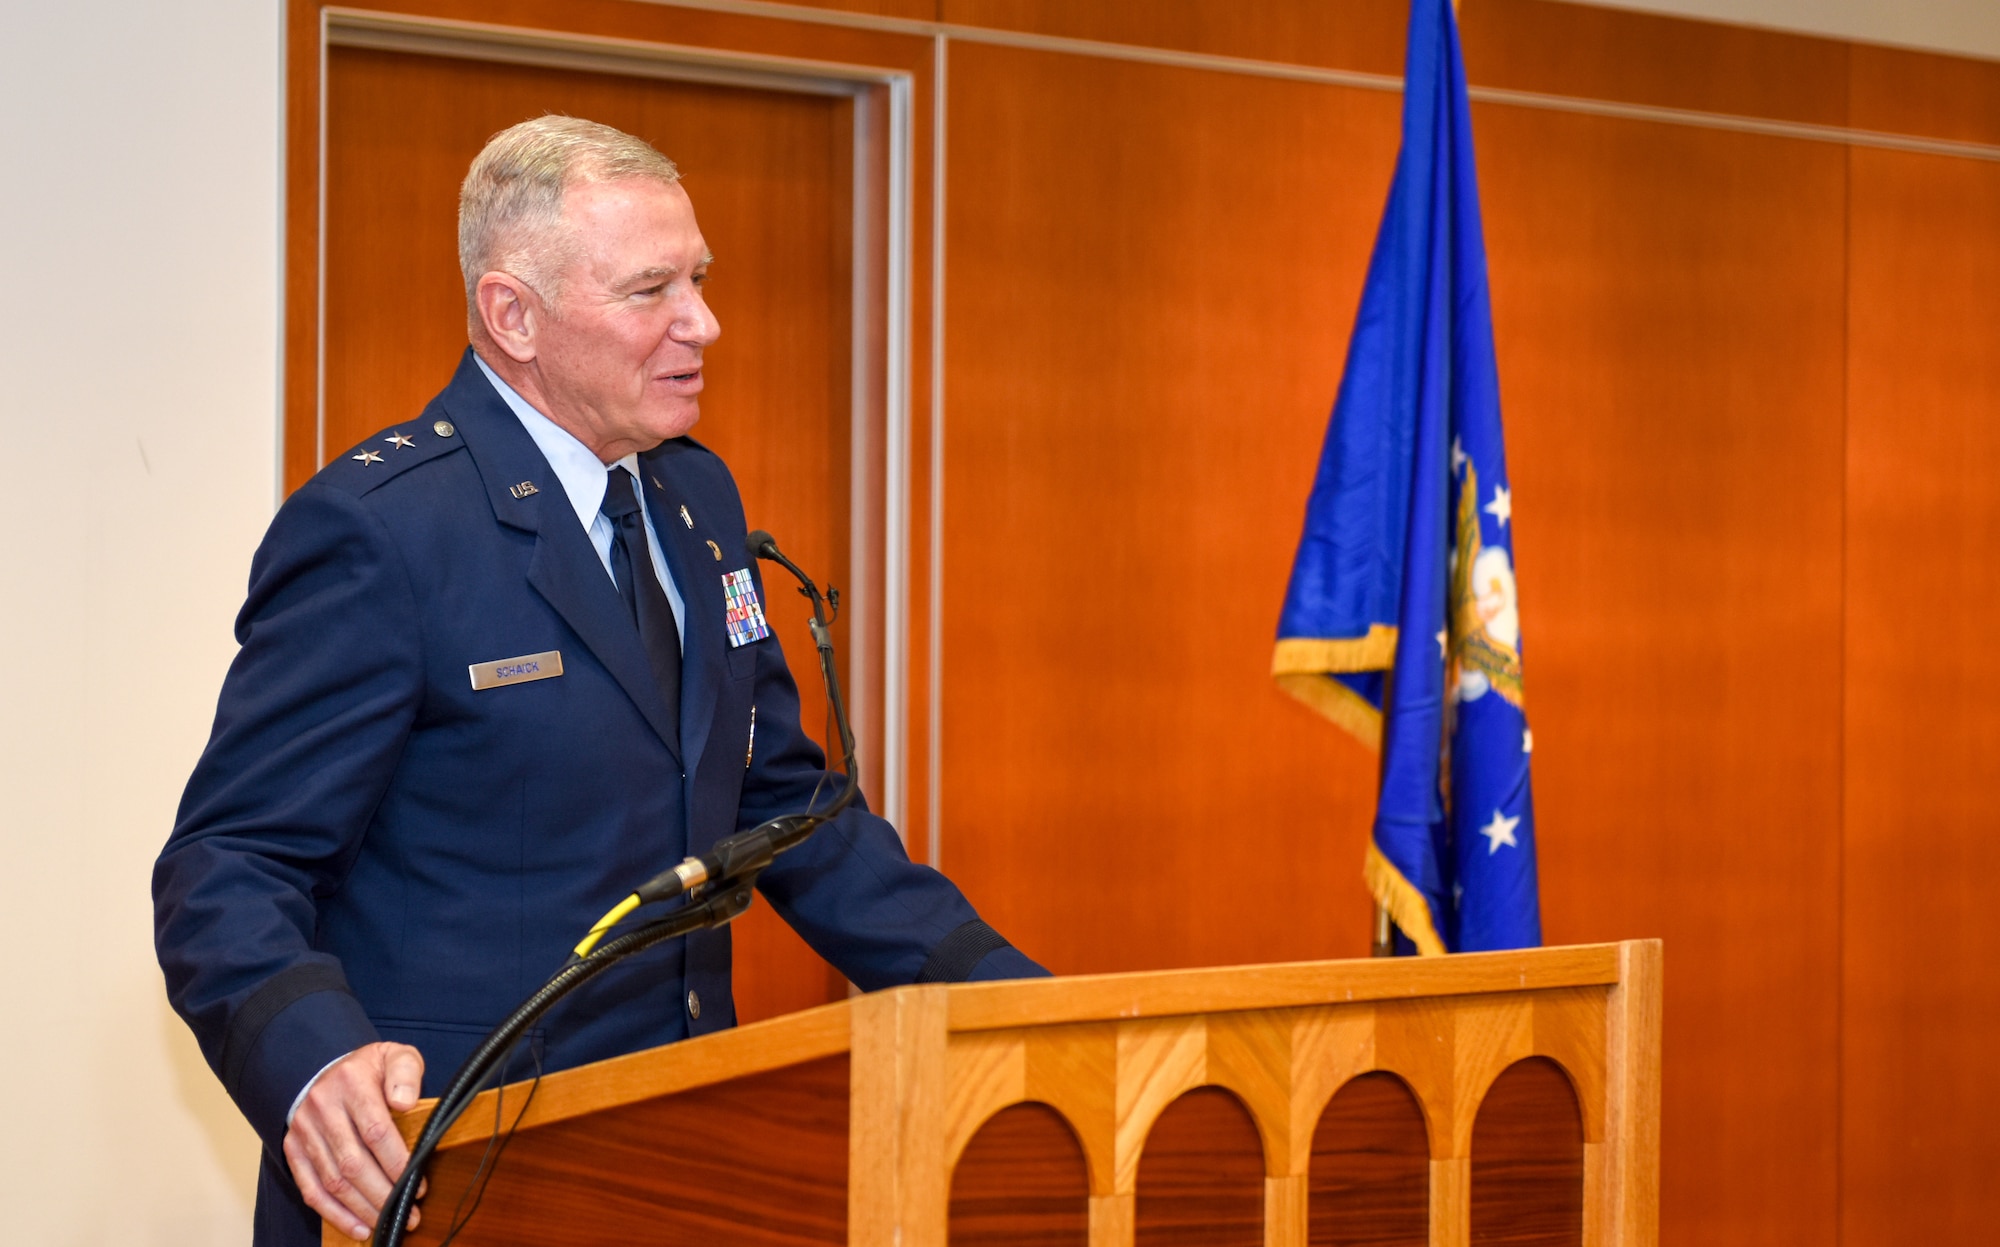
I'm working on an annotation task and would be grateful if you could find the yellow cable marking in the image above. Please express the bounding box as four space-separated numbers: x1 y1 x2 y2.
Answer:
573 893 641 958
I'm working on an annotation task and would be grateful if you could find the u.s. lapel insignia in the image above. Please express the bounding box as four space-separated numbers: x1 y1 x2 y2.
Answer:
679 504 694 529
720 568 772 647
508 481 539 499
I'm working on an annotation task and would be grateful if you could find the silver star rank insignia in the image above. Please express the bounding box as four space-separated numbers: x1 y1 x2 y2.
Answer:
352 449 384 466
385 432 416 449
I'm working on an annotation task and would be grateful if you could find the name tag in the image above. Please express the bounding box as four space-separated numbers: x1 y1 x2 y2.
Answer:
469 650 563 691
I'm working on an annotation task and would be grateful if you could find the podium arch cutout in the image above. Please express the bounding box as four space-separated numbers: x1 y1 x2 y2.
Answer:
1469 1055 1586 1247
947 1099 1090 1246
1308 1069 1430 1247
1134 1084 1266 1247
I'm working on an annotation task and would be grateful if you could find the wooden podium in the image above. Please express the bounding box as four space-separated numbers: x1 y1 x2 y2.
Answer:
358 940 1659 1247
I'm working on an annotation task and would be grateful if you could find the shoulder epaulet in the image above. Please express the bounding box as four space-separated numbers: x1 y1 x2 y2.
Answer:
315 416 466 497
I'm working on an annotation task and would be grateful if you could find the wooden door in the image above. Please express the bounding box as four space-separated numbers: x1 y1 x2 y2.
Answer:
321 44 856 1023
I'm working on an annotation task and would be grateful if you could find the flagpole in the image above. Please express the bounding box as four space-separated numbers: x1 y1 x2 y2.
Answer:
1371 664 1399 957
1369 0 1455 963
1370 0 1459 962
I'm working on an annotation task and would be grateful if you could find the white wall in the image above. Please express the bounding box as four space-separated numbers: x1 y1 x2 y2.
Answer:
0 1 278 1241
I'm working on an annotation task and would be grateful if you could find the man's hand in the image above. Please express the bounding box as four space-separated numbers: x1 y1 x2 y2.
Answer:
282 1042 427 1241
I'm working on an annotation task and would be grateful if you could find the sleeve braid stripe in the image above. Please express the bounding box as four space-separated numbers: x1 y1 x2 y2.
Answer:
914 919 1012 985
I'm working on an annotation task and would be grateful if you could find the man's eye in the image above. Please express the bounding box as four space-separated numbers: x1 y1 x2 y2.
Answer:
692 272 708 287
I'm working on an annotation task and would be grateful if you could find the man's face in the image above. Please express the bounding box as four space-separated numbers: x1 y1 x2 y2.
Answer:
530 178 721 457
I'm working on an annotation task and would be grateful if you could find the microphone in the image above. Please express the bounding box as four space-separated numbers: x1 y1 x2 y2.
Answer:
745 530 812 596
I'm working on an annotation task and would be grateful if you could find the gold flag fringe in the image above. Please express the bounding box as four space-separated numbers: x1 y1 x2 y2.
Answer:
1364 842 1448 956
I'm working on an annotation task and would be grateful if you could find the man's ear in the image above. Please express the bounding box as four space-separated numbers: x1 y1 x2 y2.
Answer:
475 272 543 363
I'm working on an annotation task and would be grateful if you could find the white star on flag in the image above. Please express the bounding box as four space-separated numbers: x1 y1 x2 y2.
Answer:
1484 484 1512 528
1480 809 1521 854
1452 437 1468 475
1436 629 1448 657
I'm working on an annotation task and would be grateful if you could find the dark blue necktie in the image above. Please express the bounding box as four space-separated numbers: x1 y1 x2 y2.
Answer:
600 468 681 747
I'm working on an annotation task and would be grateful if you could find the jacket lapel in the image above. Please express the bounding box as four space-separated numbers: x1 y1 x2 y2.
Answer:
638 444 725 784
439 351 684 763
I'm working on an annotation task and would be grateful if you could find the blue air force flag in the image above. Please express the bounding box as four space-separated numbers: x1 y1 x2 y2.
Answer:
1272 0 1540 955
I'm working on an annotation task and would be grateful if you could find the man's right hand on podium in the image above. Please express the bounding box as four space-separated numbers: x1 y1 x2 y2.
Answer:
282 1042 428 1241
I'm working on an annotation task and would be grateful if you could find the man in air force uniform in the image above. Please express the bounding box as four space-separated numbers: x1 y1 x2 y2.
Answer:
153 117 1043 1246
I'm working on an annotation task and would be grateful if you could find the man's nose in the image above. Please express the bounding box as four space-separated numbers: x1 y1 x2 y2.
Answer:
674 292 721 346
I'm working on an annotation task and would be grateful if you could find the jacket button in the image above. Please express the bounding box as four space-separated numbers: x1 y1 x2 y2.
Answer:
687 990 702 1019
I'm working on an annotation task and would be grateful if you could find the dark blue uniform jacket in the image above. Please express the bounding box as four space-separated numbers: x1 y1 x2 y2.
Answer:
153 352 1040 1244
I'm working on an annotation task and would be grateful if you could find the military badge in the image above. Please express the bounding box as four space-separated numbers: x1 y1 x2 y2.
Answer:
721 568 771 648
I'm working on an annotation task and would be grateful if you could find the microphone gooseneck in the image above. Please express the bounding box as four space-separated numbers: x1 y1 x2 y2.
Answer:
374 529 859 1247
746 531 854 770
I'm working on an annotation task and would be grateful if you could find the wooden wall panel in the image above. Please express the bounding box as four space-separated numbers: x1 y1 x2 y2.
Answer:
1460 0 1849 126
940 0 1407 77
1849 42 2000 147
937 40 1401 972
1842 144 2000 1245
785 0 936 20
323 45 855 1024
1473 101 1848 1246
